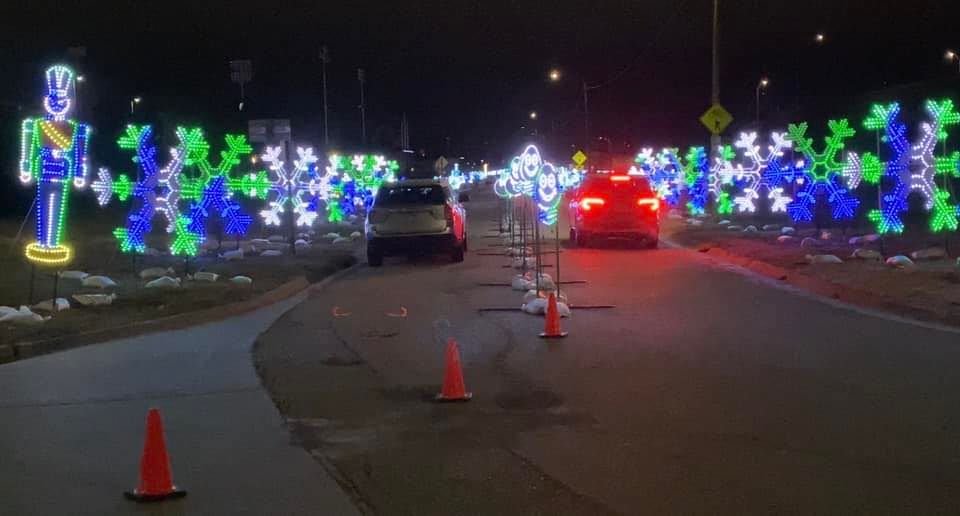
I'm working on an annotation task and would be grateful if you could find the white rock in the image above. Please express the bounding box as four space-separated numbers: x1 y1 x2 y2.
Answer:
0 306 45 325
0 306 18 318
667 212 684 220
144 247 161 256
58 270 88 281
308 230 316 236
727 225 743 231
806 254 843 264
72 293 116 307
251 238 271 246
910 247 947 261
863 234 881 242
221 249 244 261
82 275 117 289
819 230 832 240
743 225 759 233
521 297 571 317
689 219 704 226
781 226 796 235
332 237 352 245
718 219 731 225
230 275 253 285
260 249 284 257
762 224 780 231
800 237 819 248
511 276 535 291
956 257 960 268
139 267 173 280
325 232 341 239
268 235 285 243
192 271 218 282
32 298 70 312
848 236 863 245
350 231 362 239
297 232 310 239
145 276 181 289
851 248 882 260
886 255 915 268
776 235 795 244
295 239 310 247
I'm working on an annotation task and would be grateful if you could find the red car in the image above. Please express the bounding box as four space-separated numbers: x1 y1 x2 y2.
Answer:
567 174 660 248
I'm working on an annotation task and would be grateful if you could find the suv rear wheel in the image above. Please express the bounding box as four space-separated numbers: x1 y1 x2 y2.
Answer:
367 247 383 267
451 245 465 263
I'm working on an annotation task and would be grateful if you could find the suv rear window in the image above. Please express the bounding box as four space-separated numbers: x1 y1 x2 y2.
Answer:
375 185 447 206
581 175 654 195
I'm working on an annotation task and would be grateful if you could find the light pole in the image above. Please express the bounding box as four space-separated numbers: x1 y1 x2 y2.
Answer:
755 77 769 129
709 0 721 158
74 75 84 116
130 96 141 116
320 46 330 146
358 68 367 145
946 50 960 73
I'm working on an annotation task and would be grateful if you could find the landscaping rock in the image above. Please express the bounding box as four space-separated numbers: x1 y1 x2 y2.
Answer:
221 249 244 261
718 219 731 225
230 275 253 285
0 306 46 325
806 254 843 264
32 298 70 312
800 237 819 248
332 237 352 245
139 267 174 280
850 248 882 260
58 270 88 281
82 275 117 289
350 231 362 239
910 247 947 261
863 234 881 242
251 238 271 246
727 225 743 231
743 225 758 233
521 297 571 317
667 212 684 220
762 224 780 231
294 239 310 247
819 230 832 240
324 232 341 239
776 235 795 244
268 235 285 243
192 271 218 282
848 236 863 245
260 249 284 257
781 226 796 235
886 255 915 268
72 293 116 307
145 276 181 289
144 247 161 256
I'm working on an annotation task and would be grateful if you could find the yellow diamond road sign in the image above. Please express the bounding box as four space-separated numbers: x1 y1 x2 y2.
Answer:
700 103 733 135
572 150 587 167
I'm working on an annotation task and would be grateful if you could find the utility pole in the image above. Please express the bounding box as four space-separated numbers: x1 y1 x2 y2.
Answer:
319 46 330 146
229 59 253 112
710 0 721 156
358 68 367 145
582 79 590 151
401 113 410 150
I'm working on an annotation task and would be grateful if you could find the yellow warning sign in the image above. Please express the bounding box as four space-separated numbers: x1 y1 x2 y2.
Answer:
700 104 733 135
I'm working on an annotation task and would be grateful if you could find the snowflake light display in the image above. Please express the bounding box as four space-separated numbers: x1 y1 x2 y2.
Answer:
170 215 200 257
448 163 465 191
321 154 399 218
856 102 910 234
18 65 91 265
259 145 319 227
556 166 583 191
651 148 683 206
784 119 860 222
632 148 657 176
682 147 709 215
728 131 793 213
909 99 960 210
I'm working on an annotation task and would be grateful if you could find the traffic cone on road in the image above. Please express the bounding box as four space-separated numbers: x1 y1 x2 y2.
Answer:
435 338 472 402
539 292 568 339
124 408 187 503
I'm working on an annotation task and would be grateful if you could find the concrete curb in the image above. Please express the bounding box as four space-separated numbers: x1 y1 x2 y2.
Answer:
671 239 960 329
9 276 314 364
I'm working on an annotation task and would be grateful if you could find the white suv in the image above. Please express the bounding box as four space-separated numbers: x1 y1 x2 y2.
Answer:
364 179 467 266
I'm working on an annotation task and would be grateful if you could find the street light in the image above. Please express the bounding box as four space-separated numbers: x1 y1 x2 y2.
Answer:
130 96 142 115
756 78 769 128
529 111 538 120
548 68 561 82
76 75 85 82
815 33 825 44
946 50 960 72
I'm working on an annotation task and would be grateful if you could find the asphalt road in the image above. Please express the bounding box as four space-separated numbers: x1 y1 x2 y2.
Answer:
256 186 960 515
0 293 359 516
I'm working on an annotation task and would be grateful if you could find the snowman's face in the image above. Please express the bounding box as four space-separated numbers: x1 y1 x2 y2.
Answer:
520 145 542 182
537 164 559 206
509 156 523 183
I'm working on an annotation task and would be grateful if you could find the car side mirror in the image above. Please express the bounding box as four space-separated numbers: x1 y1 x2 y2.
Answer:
457 192 470 202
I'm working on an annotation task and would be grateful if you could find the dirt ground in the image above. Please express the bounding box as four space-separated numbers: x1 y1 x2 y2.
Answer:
664 215 960 326
0 215 361 347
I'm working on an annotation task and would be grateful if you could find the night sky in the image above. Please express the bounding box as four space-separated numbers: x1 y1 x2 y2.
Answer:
2 0 960 212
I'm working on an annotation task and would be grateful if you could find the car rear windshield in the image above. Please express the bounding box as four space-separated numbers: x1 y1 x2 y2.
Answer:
581 175 654 195
375 185 447 206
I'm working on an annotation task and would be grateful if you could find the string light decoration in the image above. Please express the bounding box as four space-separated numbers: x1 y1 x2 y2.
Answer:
170 215 200 257
784 119 860 222
448 163 465 191
18 65 91 265
651 148 683 206
716 190 734 215
682 146 709 215
910 99 960 210
929 188 959 232
768 187 791 213
633 148 657 176
857 102 910 234
259 146 319 227
320 153 400 217
556 166 583 190
536 163 561 225
730 131 793 213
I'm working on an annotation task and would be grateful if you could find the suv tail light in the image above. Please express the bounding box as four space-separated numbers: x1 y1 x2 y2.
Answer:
579 197 605 211
637 198 659 211
610 175 631 182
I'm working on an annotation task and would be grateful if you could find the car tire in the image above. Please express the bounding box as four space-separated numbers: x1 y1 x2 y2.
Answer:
451 245 465 263
367 248 383 267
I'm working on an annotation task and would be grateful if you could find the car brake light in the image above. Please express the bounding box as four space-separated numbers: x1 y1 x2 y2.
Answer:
579 197 605 211
610 175 631 182
637 198 659 211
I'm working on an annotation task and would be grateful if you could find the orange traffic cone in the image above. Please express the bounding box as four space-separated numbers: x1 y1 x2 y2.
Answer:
539 292 568 339
124 408 187 502
435 338 472 402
